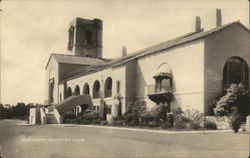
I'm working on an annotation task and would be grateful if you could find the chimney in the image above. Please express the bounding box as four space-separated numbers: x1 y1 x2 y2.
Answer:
203 8 223 30
195 16 201 31
216 9 222 27
122 46 127 57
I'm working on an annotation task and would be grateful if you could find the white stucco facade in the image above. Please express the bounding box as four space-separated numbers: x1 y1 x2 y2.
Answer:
45 17 250 119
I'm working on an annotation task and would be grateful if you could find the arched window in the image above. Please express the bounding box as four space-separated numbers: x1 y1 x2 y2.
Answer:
223 57 249 89
67 26 74 50
85 30 91 45
83 83 90 95
93 80 100 99
74 85 80 96
104 77 112 98
67 87 72 98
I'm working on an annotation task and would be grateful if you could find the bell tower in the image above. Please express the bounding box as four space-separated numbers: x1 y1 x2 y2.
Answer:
67 17 103 58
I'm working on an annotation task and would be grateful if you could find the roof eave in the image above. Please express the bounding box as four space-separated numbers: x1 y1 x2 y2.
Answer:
45 54 55 69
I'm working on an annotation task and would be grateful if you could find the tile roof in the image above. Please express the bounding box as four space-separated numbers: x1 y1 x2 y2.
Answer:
61 21 249 82
45 53 110 69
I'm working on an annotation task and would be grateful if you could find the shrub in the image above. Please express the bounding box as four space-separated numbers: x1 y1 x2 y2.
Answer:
190 122 202 130
140 103 169 127
166 113 174 128
92 119 101 124
204 120 217 130
159 120 173 129
123 101 146 126
174 114 189 129
230 107 242 133
172 107 183 115
77 109 101 124
172 109 205 130
112 116 125 121
150 103 168 122
214 83 248 116
140 110 154 123
183 109 204 127
111 120 125 126
64 118 77 124
100 120 108 125
148 121 158 128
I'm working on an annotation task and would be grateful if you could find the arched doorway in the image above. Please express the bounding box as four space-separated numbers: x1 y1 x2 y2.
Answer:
223 57 249 89
74 85 80 96
83 83 90 95
67 87 72 98
222 57 249 116
93 80 100 99
104 77 112 98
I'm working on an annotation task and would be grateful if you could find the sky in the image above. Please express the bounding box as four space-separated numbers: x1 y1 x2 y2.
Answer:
0 0 249 105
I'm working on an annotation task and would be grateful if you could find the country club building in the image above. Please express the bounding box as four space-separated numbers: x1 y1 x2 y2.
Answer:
41 9 249 124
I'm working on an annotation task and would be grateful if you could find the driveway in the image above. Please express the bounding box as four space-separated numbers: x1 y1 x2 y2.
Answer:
0 120 248 158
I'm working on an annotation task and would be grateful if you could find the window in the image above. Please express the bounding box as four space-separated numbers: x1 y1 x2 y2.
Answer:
155 77 172 93
83 83 90 95
67 87 72 97
97 106 100 111
67 26 74 50
74 85 80 95
104 77 112 98
93 80 101 99
116 81 120 93
223 57 249 87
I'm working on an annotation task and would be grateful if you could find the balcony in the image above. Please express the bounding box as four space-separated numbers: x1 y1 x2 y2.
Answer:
147 85 173 104
147 85 173 95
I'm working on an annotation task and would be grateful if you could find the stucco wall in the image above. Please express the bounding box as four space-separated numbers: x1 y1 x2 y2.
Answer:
45 57 59 104
204 24 250 115
63 66 126 116
137 39 205 112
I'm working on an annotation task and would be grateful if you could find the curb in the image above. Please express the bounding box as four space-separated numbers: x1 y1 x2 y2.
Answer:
53 124 233 134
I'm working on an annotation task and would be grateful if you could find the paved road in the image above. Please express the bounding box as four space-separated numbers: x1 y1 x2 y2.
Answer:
0 120 249 158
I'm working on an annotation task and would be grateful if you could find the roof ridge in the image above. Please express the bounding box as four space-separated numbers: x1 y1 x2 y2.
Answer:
60 21 247 82
51 53 113 61
111 21 241 67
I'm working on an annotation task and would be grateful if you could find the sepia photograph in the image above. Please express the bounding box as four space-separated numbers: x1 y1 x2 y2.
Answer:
0 0 249 157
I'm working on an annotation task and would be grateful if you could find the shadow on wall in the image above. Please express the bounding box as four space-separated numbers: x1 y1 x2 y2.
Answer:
171 95 182 111
135 63 146 100
168 74 180 111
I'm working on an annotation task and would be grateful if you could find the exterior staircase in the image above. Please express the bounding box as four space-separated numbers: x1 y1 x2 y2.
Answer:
29 95 93 124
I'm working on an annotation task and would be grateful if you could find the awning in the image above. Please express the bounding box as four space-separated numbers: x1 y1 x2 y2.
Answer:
55 95 93 116
153 72 172 79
